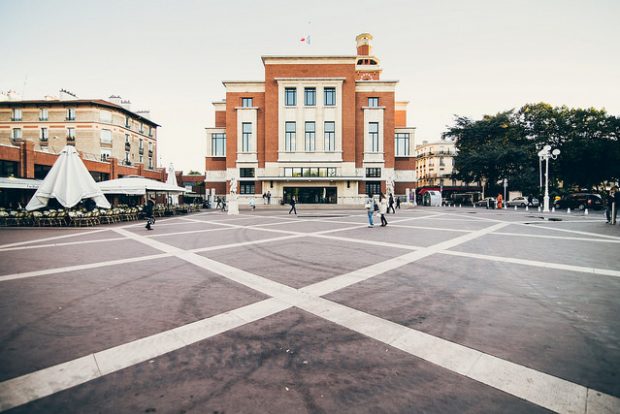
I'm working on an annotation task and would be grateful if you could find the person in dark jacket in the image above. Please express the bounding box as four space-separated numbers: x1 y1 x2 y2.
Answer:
387 194 395 214
606 187 618 224
288 196 297 215
144 198 155 230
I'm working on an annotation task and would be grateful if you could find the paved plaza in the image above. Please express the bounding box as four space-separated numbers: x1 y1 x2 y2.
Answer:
0 206 619 413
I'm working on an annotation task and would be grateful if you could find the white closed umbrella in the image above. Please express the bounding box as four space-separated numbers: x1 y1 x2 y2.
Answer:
26 146 111 211
166 163 179 205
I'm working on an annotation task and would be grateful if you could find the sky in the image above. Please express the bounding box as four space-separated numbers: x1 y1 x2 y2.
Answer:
1 0 619 172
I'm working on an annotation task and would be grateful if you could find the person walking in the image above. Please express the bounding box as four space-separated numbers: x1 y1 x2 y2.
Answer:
365 193 375 227
262 193 267 205
606 186 618 224
288 196 297 215
396 196 401 210
379 193 388 227
527 194 533 206
144 198 155 230
496 193 503 209
388 194 395 214
267 191 272 205
249 196 256 211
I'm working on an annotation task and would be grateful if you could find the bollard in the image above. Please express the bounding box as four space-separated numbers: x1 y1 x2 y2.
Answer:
584 208 589 215
525 205 529 211
460 204 462 208
567 208 571 214
552 207 555 213
514 206 517 211
538 206 541 212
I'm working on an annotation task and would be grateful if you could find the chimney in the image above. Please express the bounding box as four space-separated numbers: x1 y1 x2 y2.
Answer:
135 110 151 120
356 33 373 56
108 95 122 105
121 99 131 111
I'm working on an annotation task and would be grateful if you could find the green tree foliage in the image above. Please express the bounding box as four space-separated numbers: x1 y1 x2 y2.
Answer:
445 103 620 194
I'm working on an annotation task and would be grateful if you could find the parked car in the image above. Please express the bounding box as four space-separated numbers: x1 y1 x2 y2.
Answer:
506 196 539 208
553 193 604 210
475 197 496 208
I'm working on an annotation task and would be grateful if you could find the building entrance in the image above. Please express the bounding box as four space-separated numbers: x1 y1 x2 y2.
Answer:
283 187 337 204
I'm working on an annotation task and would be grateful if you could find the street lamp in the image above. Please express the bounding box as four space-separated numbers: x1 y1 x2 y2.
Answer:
538 145 560 212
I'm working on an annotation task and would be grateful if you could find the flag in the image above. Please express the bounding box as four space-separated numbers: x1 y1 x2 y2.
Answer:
300 35 311 45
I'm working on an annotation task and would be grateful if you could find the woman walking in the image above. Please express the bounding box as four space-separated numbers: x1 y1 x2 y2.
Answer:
379 193 388 227
365 193 375 227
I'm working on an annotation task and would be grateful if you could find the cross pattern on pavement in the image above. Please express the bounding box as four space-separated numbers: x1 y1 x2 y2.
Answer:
0 208 619 413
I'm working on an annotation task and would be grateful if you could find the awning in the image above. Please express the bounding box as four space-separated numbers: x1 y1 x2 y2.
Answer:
97 176 189 195
0 177 43 190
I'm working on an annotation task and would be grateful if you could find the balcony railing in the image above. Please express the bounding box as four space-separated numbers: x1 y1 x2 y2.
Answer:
125 142 131 151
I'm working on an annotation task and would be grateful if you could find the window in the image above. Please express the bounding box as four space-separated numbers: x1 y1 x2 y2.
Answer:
139 123 144 134
12 128 22 140
240 168 255 178
12 108 22 121
285 88 296 106
324 87 336 106
239 182 255 195
100 110 112 123
40 127 48 141
365 182 381 196
0 160 18 177
395 133 410 156
34 164 51 179
284 167 336 177
366 168 381 178
66 108 76 121
125 134 130 144
368 97 379 107
39 108 48 121
212 133 226 156
304 87 316 106
242 122 252 152
285 121 296 151
369 122 379 152
67 127 75 140
324 121 335 152
124 150 131 165
148 126 153 137
125 116 131 128
148 157 153 169
242 97 253 108
101 149 111 161
100 129 112 144
305 121 315 152
139 138 144 151
439 156 445 166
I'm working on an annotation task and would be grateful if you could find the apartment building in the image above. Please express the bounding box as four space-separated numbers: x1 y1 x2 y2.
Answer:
0 96 162 182
204 33 417 204
415 140 480 197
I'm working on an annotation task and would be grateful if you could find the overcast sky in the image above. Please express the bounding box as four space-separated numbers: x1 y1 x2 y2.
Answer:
2 0 619 172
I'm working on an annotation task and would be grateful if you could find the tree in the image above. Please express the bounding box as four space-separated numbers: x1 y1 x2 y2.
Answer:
447 103 620 194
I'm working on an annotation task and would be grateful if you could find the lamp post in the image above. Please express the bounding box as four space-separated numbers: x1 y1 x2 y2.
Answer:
537 145 560 212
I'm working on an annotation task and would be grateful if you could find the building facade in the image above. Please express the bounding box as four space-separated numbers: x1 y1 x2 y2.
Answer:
204 33 416 204
415 140 480 199
0 97 162 180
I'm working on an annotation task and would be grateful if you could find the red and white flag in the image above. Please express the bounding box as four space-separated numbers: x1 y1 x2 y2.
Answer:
300 35 311 45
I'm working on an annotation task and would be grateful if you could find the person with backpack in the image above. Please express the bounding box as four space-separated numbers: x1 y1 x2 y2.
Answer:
288 196 297 215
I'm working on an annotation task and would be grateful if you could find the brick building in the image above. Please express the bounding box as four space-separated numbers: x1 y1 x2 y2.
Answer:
204 33 417 205
0 96 164 207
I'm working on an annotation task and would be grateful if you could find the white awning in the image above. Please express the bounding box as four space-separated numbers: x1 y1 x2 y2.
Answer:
0 177 43 190
97 176 189 195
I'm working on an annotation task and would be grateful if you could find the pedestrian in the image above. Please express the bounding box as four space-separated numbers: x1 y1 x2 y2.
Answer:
365 193 375 227
262 193 267 205
221 197 227 212
249 196 256 211
396 196 401 209
144 198 155 230
267 191 271 205
216 196 222 210
496 193 503 209
288 196 297 215
379 193 388 226
527 194 533 206
606 186 618 224
388 194 395 214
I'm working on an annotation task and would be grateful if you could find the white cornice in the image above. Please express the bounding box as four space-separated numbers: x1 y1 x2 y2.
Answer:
262 56 357 65
222 81 265 93
355 81 399 93
274 77 346 82
212 102 226 110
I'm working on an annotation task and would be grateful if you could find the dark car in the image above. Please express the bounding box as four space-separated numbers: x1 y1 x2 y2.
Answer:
553 193 604 210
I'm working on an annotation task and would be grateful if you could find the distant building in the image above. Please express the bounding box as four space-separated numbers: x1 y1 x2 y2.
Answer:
415 140 480 200
204 33 417 204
